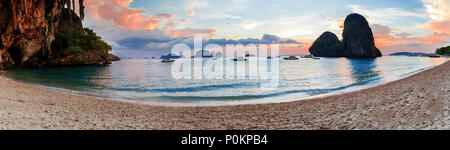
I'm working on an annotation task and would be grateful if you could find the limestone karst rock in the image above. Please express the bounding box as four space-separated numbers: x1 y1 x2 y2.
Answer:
342 13 382 57
309 31 344 57
0 0 119 69
309 13 382 57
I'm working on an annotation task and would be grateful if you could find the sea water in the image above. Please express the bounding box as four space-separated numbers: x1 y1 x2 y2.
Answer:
6 56 448 105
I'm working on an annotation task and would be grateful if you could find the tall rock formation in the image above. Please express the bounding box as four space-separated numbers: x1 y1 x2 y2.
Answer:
342 13 382 57
309 31 344 57
0 0 119 69
309 13 382 57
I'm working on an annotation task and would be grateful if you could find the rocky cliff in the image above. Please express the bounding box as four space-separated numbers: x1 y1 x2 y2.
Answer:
0 0 118 69
309 31 344 57
342 13 382 57
309 13 382 57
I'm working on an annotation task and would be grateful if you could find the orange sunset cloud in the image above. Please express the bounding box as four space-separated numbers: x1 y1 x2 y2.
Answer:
171 28 217 38
84 0 216 38
370 0 450 53
422 0 450 34
181 18 191 23
84 0 170 31
188 9 196 16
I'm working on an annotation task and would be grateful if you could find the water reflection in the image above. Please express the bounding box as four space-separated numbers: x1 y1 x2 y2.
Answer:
346 58 381 85
7 66 109 90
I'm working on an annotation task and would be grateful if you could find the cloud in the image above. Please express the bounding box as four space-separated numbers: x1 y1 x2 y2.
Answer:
371 23 449 54
227 0 249 11
83 16 172 44
422 0 450 34
171 28 217 38
197 13 241 20
395 32 413 39
348 4 427 24
238 16 321 38
423 20 450 34
105 30 302 57
85 0 216 38
423 0 449 20
117 38 171 50
185 0 209 9
165 23 177 29
206 34 301 45
326 19 344 30
154 13 176 20
188 9 196 16
371 24 392 37
85 0 174 31
181 18 191 23
113 0 133 7
240 21 264 30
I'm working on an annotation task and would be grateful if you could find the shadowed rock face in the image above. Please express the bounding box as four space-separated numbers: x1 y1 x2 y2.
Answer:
0 0 118 69
309 13 382 57
309 31 344 57
342 13 382 57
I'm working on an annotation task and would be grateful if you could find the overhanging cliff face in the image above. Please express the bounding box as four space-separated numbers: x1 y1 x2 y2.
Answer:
0 0 116 69
1 0 51 67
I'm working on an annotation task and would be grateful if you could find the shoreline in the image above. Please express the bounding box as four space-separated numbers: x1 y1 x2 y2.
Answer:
0 61 449 129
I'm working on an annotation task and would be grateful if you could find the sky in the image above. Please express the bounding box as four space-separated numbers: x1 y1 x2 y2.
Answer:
82 0 450 58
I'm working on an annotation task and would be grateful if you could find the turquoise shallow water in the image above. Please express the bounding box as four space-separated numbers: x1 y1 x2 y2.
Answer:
5 56 448 104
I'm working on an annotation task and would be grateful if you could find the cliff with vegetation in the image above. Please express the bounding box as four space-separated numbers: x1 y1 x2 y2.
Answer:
436 46 450 55
0 0 119 69
309 13 382 57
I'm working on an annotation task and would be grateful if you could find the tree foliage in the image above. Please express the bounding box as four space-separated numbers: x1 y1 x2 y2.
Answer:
53 28 111 56
436 46 450 55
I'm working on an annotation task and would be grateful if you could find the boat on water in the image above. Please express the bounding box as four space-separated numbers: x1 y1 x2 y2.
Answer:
232 57 248 61
428 55 441 58
301 54 320 59
161 59 175 63
301 55 314 58
245 54 255 57
283 56 299 60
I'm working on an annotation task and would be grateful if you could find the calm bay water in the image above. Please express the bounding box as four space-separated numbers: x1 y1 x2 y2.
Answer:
5 56 448 105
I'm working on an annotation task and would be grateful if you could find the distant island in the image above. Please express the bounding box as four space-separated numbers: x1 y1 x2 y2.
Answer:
160 53 182 59
390 52 436 56
389 46 450 57
0 0 119 69
192 49 213 58
309 13 382 57
160 49 218 59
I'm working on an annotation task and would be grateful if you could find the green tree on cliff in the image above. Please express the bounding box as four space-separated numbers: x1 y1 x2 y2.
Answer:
53 28 111 56
436 46 450 55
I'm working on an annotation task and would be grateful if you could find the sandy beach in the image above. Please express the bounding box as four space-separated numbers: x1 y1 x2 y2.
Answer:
0 60 449 130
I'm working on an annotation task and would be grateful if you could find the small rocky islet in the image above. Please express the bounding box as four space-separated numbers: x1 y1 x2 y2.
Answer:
309 13 382 57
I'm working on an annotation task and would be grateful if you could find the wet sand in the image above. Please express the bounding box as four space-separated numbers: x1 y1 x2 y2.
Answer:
0 61 449 130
